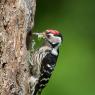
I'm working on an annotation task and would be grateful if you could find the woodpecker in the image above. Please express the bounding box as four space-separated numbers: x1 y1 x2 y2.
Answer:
29 29 63 95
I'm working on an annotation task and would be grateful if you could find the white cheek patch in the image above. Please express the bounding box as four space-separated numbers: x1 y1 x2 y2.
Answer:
52 36 61 44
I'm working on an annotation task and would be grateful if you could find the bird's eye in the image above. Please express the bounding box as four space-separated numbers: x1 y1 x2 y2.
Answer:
47 34 51 38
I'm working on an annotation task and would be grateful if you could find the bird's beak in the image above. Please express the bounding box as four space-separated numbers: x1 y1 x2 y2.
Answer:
32 32 46 39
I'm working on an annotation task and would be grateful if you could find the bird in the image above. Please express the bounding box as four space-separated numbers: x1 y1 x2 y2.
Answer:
29 29 63 95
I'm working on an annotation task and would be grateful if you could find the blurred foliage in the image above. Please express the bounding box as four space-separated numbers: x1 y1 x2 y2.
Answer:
33 0 95 95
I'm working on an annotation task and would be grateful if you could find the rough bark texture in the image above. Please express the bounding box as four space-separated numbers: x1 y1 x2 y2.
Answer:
0 0 36 95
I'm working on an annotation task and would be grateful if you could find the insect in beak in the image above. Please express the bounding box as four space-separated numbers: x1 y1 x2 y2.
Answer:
32 32 45 39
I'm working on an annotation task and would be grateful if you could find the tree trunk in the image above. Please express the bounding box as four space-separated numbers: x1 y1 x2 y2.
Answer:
0 0 36 95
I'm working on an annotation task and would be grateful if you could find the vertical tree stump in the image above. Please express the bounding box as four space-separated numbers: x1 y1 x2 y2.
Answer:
0 0 36 95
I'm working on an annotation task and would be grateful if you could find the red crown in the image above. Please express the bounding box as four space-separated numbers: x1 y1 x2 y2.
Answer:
46 29 60 35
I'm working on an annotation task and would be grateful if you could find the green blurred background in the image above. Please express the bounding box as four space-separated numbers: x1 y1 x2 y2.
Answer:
33 0 95 95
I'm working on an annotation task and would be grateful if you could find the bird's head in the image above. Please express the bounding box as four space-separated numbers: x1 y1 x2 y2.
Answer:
33 29 63 48
43 29 63 48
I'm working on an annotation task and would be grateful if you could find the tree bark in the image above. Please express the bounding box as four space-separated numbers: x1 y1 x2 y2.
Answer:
0 0 36 95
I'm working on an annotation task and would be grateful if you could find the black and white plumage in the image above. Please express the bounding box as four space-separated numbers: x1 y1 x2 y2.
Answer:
29 29 63 95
